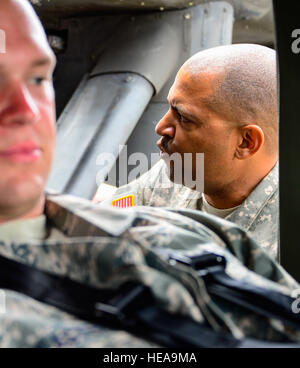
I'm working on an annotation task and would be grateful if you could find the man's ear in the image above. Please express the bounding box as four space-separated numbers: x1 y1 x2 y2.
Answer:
235 124 264 159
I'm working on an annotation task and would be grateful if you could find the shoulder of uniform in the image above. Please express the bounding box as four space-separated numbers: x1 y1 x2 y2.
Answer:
45 193 136 237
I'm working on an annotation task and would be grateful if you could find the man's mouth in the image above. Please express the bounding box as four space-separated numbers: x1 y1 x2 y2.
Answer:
0 142 42 163
157 137 172 158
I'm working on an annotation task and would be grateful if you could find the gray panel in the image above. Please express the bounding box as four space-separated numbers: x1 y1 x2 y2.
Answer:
153 1 233 103
230 0 274 45
90 11 184 94
31 0 206 14
190 2 233 51
34 0 274 45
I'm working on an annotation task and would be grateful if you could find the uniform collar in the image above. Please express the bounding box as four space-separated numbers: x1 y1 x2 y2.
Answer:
225 162 278 230
0 215 47 242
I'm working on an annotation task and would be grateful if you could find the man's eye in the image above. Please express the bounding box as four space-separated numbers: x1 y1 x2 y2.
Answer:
29 76 47 86
177 112 189 123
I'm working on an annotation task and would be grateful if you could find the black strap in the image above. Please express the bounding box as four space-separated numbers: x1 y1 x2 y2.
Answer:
167 251 300 330
208 272 300 330
0 254 240 348
0 254 299 348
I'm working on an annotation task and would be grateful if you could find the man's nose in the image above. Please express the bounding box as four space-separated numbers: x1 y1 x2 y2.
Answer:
0 83 40 126
155 113 175 138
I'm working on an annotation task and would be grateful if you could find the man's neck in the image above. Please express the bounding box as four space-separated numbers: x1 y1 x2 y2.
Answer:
204 185 251 209
204 160 277 209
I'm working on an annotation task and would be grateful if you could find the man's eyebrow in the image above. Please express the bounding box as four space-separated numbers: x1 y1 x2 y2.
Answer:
170 101 198 121
0 58 56 77
30 56 56 68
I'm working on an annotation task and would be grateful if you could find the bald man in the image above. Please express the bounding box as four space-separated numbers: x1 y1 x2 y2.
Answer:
95 45 279 259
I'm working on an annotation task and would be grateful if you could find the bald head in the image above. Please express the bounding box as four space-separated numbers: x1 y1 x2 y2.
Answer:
182 44 278 155
0 0 50 49
1 0 46 32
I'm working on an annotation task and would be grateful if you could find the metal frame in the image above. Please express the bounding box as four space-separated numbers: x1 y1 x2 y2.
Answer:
273 0 300 281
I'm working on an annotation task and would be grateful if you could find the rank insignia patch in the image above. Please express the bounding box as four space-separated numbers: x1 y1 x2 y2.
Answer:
112 195 135 208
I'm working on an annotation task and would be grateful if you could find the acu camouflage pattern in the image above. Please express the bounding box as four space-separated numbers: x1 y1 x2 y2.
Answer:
98 160 279 259
0 193 297 348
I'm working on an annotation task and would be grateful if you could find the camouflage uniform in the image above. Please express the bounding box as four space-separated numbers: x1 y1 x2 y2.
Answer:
98 160 279 258
0 192 297 348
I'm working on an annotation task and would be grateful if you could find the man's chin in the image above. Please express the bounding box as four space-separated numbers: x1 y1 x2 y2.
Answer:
0 179 46 220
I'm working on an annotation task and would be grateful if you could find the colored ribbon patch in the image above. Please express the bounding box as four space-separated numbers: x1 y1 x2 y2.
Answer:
112 195 135 208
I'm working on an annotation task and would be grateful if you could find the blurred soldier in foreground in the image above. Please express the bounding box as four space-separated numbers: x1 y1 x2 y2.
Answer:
94 44 278 259
0 0 299 348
